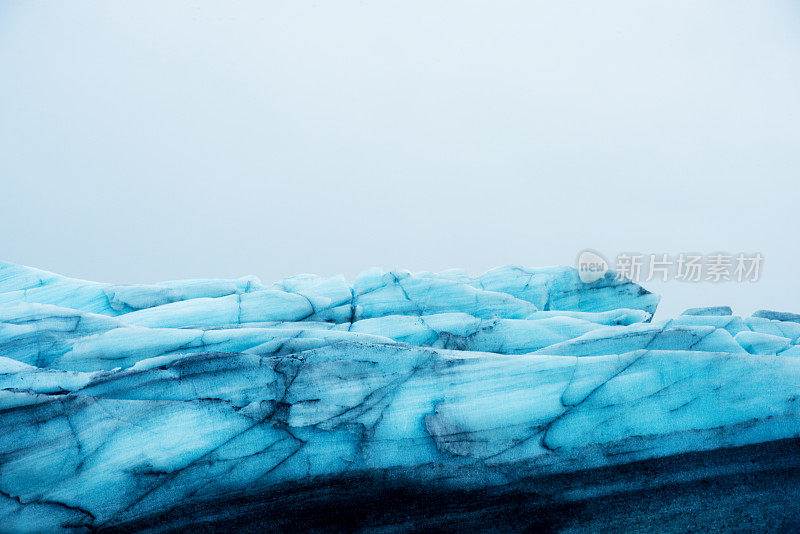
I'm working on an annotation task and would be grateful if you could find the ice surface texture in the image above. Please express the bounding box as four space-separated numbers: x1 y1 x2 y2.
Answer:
1 261 799 531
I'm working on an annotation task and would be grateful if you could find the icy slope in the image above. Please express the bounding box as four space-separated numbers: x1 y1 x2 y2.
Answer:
0 261 799 531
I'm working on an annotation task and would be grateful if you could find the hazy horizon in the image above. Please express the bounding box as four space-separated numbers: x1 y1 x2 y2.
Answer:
2 1 799 319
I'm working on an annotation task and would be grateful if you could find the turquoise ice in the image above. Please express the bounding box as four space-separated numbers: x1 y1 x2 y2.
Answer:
1 261 799 532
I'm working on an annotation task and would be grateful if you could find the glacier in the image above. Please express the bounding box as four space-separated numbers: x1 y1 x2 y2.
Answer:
1 261 800 532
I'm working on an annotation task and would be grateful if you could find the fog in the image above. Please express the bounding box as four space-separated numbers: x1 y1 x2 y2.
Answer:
2 1 799 317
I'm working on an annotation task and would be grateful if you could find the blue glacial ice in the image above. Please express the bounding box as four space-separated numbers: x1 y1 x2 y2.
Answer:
1 261 800 531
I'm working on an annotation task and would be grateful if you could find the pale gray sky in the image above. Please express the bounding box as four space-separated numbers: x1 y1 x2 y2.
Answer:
1 1 799 318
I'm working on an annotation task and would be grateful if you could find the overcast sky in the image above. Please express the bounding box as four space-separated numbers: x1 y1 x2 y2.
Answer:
1 1 798 318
